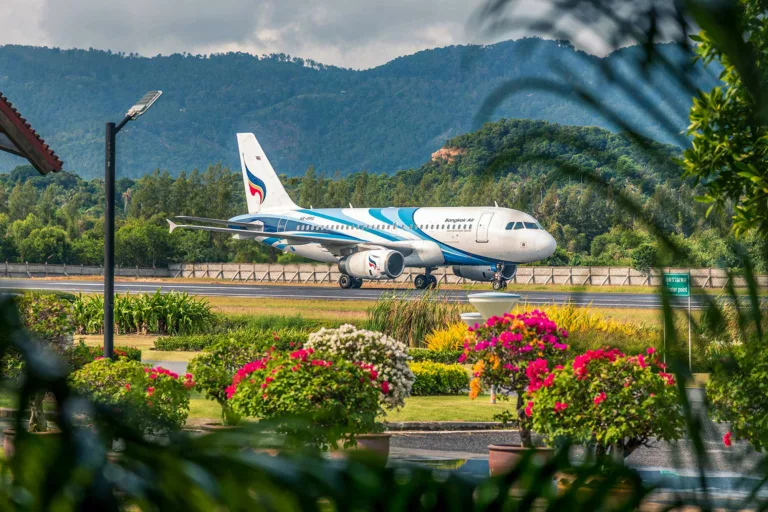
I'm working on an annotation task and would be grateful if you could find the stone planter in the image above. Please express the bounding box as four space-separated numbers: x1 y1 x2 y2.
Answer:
332 433 391 464
487 444 554 476
3 428 61 459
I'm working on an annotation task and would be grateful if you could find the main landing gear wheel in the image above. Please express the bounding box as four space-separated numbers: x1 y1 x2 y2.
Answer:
339 275 354 289
492 279 508 291
352 278 363 289
414 274 438 290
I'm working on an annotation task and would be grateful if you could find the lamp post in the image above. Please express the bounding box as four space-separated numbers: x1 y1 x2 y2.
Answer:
104 91 162 359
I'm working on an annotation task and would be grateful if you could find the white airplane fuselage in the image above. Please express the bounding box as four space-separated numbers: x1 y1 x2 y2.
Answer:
229 206 556 268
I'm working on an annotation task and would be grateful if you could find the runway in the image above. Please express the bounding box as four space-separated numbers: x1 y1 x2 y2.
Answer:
0 278 731 309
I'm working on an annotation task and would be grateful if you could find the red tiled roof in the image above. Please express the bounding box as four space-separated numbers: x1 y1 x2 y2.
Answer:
0 91 63 175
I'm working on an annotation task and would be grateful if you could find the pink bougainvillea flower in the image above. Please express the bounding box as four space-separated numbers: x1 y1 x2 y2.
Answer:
524 401 534 417
381 381 390 394
646 347 656 355
185 373 193 380
659 372 676 386
147 387 155 397
593 392 606 406
183 380 195 389
554 401 568 413
543 373 555 388
723 432 732 447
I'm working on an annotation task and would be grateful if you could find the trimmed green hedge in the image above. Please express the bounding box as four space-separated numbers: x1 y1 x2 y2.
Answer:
410 361 469 396
409 349 463 365
154 327 310 352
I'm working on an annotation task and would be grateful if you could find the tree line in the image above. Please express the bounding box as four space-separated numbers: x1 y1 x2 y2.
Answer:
1 119 765 271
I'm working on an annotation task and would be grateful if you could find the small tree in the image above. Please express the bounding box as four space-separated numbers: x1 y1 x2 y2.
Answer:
707 334 768 451
530 348 685 462
13 293 75 432
461 311 569 447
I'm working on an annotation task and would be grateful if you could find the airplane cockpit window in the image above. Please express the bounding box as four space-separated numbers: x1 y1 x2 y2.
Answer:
524 222 538 229
505 222 514 230
514 222 525 230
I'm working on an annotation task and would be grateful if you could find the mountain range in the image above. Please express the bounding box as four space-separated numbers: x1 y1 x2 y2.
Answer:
0 38 717 179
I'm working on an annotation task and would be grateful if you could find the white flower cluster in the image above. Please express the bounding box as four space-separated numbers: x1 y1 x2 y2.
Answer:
306 324 414 410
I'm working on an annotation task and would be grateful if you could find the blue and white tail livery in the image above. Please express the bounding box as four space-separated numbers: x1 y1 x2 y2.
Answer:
170 133 557 290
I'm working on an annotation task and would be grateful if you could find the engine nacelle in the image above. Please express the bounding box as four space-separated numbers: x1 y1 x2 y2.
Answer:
452 264 517 282
339 250 405 280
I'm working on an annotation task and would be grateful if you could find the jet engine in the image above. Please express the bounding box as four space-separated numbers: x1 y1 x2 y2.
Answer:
452 264 517 282
339 250 405 280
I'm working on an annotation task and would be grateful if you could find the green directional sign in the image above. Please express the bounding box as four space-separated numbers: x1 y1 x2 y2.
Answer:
664 273 690 297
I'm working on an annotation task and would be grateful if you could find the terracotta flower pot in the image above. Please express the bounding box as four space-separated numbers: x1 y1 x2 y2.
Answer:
487 444 554 476
556 472 636 507
332 433 391 464
3 428 61 459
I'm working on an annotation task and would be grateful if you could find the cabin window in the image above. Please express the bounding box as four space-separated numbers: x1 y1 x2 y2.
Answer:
505 222 514 230
524 222 538 229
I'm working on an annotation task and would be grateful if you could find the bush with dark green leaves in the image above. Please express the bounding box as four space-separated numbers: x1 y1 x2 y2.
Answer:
409 362 469 396
154 327 309 352
65 340 141 372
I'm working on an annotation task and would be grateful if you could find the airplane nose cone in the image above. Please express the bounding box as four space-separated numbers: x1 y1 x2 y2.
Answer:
537 232 557 258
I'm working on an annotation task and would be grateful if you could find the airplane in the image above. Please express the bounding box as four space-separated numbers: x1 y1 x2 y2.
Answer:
167 133 557 291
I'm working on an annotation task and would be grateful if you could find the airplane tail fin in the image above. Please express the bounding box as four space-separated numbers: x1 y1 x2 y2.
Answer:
237 133 298 213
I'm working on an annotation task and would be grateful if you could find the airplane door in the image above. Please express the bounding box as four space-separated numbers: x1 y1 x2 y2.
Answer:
476 213 493 243
277 218 288 232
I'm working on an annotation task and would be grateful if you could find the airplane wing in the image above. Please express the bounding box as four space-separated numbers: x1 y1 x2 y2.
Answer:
167 218 416 256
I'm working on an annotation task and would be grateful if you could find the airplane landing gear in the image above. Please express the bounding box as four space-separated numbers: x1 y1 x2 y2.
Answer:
339 275 363 289
492 279 508 291
339 275 353 289
492 261 508 291
414 269 437 290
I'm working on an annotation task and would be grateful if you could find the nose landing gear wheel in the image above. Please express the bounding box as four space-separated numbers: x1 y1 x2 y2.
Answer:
492 279 507 291
339 275 354 289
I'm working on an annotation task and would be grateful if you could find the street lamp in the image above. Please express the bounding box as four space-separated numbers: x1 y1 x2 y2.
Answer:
104 91 162 359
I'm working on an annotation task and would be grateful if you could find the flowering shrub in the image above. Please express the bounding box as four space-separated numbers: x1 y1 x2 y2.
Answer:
425 322 471 351
188 337 280 425
66 340 141 372
410 362 468 395
70 359 192 435
227 348 381 449
462 311 569 446
530 348 685 459
707 335 768 451
305 325 414 410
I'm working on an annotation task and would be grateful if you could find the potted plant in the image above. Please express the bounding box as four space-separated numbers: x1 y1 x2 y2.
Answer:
304 324 415 458
3 293 75 457
70 358 193 448
227 347 382 452
188 336 286 429
529 348 685 500
461 310 569 473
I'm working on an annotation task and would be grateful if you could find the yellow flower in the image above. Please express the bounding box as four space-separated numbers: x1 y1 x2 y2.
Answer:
469 378 482 400
489 354 500 369
472 360 485 374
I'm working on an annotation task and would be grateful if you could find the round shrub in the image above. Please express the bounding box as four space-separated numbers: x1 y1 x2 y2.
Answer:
305 324 414 410
188 337 276 425
227 348 382 449
410 362 468 396
70 359 193 435
530 348 684 459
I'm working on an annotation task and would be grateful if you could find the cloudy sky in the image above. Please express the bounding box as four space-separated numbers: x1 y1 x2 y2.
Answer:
0 0 628 69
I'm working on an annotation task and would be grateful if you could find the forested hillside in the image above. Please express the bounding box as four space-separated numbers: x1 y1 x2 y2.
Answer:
2 118 765 270
0 39 716 179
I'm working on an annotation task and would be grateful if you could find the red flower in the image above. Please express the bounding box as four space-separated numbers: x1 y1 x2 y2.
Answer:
381 381 390 394
723 431 732 447
593 392 606 406
554 401 568 413
646 347 656 356
183 380 195 389
185 373 193 380
147 387 155 397
542 373 555 388
124 384 131 391
524 401 534 417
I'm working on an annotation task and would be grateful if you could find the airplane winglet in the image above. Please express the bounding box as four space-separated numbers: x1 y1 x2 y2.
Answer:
167 219 177 233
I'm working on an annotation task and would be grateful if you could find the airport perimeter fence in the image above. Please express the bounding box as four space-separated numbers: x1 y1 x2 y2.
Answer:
4 261 768 289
